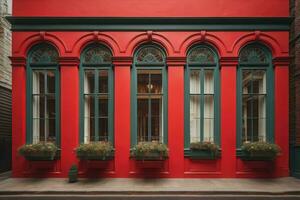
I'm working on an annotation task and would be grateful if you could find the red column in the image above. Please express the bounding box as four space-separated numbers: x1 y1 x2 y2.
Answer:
59 57 80 176
113 57 132 177
167 57 185 177
273 57 289 177
220 57 238 177
10 57 27 177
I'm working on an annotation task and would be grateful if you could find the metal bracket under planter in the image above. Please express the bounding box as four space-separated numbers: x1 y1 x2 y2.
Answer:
239 151 277 161
135 160 165 169
189 150 220 160
78 155 114 169
28 160 57 170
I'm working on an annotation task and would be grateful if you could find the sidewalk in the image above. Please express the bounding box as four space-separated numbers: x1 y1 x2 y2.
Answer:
1 177 300 195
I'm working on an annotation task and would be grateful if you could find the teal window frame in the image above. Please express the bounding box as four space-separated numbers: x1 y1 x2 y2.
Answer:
79 43 114 144
26 43 60 146
184 45 220 153
131 44 168 146
237 43 274 148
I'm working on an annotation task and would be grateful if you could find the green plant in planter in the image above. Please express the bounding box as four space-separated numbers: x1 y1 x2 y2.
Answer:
18 142 58 161
131 141 169 160
75 141 114 160
241 141 281 161
190 141 219 159
68 164 78 183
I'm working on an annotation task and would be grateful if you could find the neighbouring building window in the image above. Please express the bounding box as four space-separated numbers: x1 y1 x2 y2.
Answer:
131 44 167 144
184 45 220 148
80 44 113 143
237 43 274 146
27 43 60 144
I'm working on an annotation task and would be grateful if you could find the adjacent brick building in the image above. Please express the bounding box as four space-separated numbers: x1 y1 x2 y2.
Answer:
290 0 300 178
0 0 12 172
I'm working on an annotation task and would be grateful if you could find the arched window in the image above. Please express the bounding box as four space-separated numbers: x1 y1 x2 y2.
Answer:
80 44 113 143
27 43 60 145
237 43 274 146
184 45 220 149
131 44 167 145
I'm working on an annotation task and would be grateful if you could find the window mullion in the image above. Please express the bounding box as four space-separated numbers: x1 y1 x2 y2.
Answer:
44 70 47 143
148 73 151 142
250 71 254 142
95 69 99 141
200 68 204 142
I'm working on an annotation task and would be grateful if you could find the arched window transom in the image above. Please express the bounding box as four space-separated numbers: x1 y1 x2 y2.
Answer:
135 46 165 65
187 46 216 65
82 45 112 65
239 46 269 64
29 43 59 65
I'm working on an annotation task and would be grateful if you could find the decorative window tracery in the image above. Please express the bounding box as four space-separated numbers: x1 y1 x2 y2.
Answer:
239 46 269 64
187 46 216 65
135 46 165 65
29 43 59 65
82 45 112 65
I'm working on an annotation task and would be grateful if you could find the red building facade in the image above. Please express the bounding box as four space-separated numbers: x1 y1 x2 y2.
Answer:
9 0 290 178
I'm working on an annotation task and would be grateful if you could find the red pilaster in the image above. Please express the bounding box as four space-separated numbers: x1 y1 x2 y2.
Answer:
10 57 27 177
113 56 132 177
273 57 290 177
167 57 185 177
59 57 80 176
220 57 238 177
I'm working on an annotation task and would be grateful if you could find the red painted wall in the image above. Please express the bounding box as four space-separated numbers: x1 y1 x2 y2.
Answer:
13 0 289 17
11 30 290 178
10 0 290 178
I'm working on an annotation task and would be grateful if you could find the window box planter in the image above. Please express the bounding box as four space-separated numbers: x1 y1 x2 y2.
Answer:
75 142 114 161
189 150 219 160
189 141 219 160
131 142 168 166
18 142 59 161
240 142 281 161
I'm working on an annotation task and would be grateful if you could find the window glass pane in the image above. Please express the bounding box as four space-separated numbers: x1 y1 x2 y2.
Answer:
242 118 252 142
137 99 148 142
151 73 162 94
99 97 108 117
190 95 200 142
47 71 56 94
98 117 108 141
242 70 251 94
99 70 108 93
33 71 45 94
84 70 95 94
84 117 94 142
242 95 252 118
84 95 95 118
252 95 266 141
84 95 95 142
204 95 214 118
204 95 214 142
32 119 42 143
33 95 44 118
190 70 200 94
204 70 214 94
151 98 162 142
258 118 266 141
252 70 266 94
137 73 149 93
46 118 56 142
46 95 56 119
